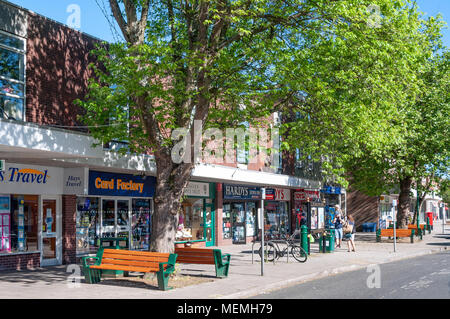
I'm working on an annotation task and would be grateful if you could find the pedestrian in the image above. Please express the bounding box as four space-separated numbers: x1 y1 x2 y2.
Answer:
333 205 344 248
346 215 356 252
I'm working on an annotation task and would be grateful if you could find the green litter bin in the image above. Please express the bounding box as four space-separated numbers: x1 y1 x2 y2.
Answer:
319 229 335 253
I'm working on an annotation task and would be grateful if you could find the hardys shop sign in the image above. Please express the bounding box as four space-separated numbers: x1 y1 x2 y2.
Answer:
223 184 262 200
88 170 156 197
0 163 63 194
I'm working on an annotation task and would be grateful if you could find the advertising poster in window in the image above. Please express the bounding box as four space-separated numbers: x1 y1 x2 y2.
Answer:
311 207 318 230
318 207 325 229
0 196 10 251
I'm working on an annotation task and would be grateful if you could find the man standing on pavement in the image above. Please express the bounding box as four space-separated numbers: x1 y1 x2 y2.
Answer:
334 205 344 249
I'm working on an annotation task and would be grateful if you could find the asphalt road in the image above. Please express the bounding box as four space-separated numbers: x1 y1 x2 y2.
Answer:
252 250 450 299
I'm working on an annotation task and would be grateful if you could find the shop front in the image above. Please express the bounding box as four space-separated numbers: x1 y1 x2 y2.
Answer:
293 189 322 229
264 188 291 239
0 163 64 269
177 181 216 247
75 170 156 256
222 184 261 244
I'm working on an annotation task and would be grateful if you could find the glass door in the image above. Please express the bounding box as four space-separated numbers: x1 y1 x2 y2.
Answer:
101 199 116 238
116 200 130 242
204 203 215 247
232 203 246 244
40 197 61 266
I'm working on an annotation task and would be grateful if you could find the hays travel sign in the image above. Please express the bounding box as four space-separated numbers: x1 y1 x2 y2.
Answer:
0 163 63 195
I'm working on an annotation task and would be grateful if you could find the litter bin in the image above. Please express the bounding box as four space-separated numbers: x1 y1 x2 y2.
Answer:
319 228 335 253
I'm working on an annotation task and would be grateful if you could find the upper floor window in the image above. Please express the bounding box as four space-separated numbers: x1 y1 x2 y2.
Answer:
0 31 25 121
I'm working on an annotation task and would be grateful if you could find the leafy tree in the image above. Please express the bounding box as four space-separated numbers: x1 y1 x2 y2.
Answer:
283 2 449 228
79 0 386 252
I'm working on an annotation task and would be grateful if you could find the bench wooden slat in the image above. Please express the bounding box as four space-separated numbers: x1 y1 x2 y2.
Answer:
90 264 158 273
176 257 215 264
100 258 169 269
175 248 214 253
102 253 170 263
103 249 170 258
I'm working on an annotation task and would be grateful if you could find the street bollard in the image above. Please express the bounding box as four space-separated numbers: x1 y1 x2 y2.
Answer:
301 225 308 256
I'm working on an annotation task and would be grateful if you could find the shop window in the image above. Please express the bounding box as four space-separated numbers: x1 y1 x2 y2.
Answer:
0 195 38 253
131 199 151 250
265 201 289 238
178 199 204 241
246 202 257 237
76 197 100 255
222 204 232 239
0 31 25 121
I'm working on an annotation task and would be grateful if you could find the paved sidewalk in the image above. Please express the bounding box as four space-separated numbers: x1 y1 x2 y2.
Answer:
0 224 449 299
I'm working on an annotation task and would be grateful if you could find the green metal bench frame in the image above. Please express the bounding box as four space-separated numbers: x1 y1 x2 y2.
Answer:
82 248 178 291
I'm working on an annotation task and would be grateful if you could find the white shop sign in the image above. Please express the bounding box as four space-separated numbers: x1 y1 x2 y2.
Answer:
184 182 210 197
0 163 63 195
275 188 290 201
63 167 88 195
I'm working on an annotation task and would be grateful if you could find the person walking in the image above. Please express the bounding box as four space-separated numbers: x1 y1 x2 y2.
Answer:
346 215 356 252
334 205 344 248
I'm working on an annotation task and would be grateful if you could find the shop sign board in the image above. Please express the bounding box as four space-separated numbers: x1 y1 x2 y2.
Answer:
223 184 261 200
184 181 210 198
320 186 342 195
294 189 320 201
88 170 156 197
0 163 63 195
63 167 88 195
266 188 291 201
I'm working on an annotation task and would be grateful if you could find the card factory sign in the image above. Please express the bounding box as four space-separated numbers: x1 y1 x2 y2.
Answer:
88 170 156 197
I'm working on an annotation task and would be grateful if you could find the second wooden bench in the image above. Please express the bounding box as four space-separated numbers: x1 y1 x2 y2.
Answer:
175 247 231 278
376 228 415 243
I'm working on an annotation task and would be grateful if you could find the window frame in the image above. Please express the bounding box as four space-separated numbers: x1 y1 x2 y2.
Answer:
0 29 26 122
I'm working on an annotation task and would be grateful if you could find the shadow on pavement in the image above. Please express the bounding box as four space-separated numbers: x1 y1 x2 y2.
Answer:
0 266 69 285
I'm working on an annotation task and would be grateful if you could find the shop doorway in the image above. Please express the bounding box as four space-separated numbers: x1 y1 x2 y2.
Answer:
40 197 62 267
101 198 130 245
205 203 215 247
231 203 246 244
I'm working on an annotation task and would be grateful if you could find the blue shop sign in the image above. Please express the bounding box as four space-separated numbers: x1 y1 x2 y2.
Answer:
321 186 341 195
223 184 261 200
89 170 156 197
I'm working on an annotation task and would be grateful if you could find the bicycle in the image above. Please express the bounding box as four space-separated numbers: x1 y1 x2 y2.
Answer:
258 233 307 263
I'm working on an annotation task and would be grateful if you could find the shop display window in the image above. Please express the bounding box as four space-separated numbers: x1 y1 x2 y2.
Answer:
178 199 204 241
132 199 151 250
76 197 100 255
264 201 289 238
222 204 232 239
246 202 257 237
0 195 39 253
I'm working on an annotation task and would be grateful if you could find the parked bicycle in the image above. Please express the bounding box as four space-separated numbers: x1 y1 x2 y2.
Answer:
258 233 307 263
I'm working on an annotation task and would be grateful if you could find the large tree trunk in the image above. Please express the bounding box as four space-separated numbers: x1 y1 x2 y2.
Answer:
150 151 194 253
397 176 412 229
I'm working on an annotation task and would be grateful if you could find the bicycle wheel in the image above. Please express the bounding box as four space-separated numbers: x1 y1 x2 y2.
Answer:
258 242 277 262
291 245 307 263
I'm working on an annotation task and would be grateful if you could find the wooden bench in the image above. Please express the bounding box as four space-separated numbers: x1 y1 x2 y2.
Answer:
376 228 415 243
407 224 427 238
174 247 231 278
82 248 177 291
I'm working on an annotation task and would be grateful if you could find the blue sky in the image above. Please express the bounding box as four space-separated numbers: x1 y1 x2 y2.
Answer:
6 0 450 47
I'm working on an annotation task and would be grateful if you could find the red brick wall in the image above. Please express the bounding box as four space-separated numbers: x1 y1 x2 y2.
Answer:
0 253 40 271
62 195 77 265
25 13 100 131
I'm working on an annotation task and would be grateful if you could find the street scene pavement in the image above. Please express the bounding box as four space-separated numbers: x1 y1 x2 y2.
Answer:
0 224 449 299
